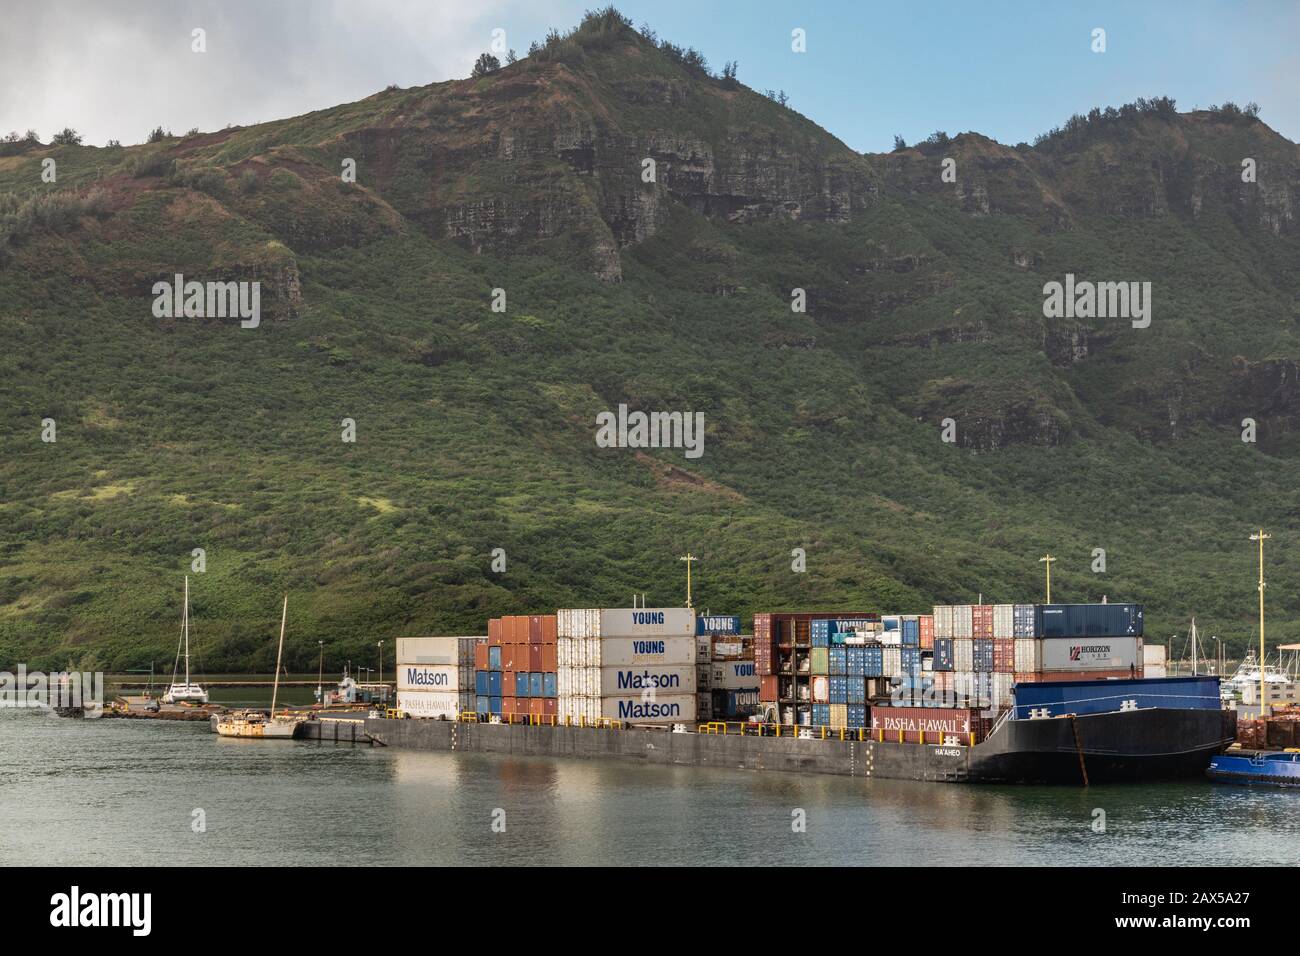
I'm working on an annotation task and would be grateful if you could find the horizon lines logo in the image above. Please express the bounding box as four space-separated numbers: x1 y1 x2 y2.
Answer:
595 403 704 459
151 273 262 328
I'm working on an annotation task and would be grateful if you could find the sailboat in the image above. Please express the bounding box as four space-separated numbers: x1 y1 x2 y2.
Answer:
162 576 208 704
215 595 305 739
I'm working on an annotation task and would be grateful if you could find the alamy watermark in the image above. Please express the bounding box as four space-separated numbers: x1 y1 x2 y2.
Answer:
0 666 104 709
595 403 704 459
1043 274 1151 328
152 273 261 328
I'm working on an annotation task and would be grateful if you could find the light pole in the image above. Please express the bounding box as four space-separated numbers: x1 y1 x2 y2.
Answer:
1039 554 1055 603
679 553 697 608
316 640 324 704
378 640 384 688
1250 529 1271 717
1210 637 1221 677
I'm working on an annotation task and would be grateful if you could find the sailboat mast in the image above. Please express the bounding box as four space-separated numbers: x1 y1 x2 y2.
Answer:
183 575 191 686
270 595 288 716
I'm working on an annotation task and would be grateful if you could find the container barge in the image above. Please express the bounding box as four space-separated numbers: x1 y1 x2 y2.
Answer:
280 602 1239 785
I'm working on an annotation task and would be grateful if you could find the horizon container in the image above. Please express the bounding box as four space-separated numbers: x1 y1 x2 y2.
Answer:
1041 636 1142 672
1034 603 1143 638
993 604 1015 639
812 703 831 726
847 646 866 677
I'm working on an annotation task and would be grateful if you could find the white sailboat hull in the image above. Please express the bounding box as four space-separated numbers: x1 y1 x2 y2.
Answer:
215 715 302 739
162 684 209 704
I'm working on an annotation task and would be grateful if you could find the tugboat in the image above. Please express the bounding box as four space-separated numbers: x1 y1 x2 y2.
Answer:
1207 750 1300 788
161 576 208 705
215 595 306 740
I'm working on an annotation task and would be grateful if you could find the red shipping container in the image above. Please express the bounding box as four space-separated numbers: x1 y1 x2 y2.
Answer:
993 639 1015 673
502 696 517 715
870 705 985 743
760 675 779 701
541 644 557 672
475 643 489 670
528 697 544 717
972 605 994 640
541 615 557 644
529 615 542 642
542 699 557 718
488 618 502 646
503 670 516 694
529 643 543 672
919 615 935 650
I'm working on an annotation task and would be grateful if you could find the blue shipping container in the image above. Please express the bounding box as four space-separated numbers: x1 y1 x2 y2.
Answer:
489 696 502 713
829 676 848 704
488 646 502 671
812 704 831 726
488 672 502 696
544 673 557 698
811 619 833 643
476 695 490 714
1034 603 1143 638
901 647 921 674
515 672 529 698
847 677 867 704
529 672 544 697
973 639 994 671
829 647 847 675
475 670 489 696
847 646 866 676
901 618 920 646
864 646 884 678
847 704 868 728
812 631 829 648
934 638 954 671
1013 676 1219 719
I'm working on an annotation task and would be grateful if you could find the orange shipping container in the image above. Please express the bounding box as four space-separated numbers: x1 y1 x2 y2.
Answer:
528 615 542 642
541 644 558 672
529 697 544 717
503 670 516 694
488 618 503 646
541 615 558 644
919 615 935 650
543 699 557 718
972 605 994 639
502 696 518 716
529 644 543 672
475 644 489 670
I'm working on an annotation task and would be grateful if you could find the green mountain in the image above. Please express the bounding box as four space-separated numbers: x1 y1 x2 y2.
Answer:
2 9 1298 672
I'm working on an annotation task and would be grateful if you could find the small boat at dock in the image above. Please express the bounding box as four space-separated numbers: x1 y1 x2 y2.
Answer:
215 595 306 740
162 576 208 705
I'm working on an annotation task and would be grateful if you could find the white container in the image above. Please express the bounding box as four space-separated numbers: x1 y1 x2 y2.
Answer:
1143 644 1167 666
599 608 695 638
1014 638 1041 673
396 663 458 691
933 606 954 640
601 694 696 723
594 635 697 667
953 605 974 639
709 660 759 690
557 609 601 639
599 665 696 696
696 635 713 660
992 605 1014 639
1041 636 1141 672
397 690 460 719
881 615 902 632
954 639 974 672
879 631 901 647
991 673 1015 708
882 647 902 677
713 640 743 658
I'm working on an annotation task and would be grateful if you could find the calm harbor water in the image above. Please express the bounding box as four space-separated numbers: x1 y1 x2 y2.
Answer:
1 708 1295 866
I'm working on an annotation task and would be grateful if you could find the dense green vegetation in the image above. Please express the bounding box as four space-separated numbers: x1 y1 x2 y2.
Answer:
1 9 1298 674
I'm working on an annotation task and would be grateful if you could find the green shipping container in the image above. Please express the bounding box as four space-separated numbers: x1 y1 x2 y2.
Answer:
810 647 829 675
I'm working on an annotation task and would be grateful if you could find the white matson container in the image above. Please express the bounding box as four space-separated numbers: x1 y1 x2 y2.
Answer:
601 694 696 723
396 664 458 692
397 636 484 666
600 664 696 696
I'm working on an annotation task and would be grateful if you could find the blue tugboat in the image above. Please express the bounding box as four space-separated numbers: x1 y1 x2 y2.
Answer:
1207 750 1300 788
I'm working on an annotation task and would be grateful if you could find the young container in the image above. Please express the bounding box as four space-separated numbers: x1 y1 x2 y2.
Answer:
595 635 697 667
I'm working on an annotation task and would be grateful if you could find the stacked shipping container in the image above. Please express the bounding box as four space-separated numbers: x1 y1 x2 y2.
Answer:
474 615 558 720
396 636 486 718
557 608 697 724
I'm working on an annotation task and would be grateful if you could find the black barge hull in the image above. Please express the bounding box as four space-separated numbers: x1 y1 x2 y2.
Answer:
295 707 1236 785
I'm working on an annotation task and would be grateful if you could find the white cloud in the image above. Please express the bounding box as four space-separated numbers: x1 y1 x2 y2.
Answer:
0 0 565 145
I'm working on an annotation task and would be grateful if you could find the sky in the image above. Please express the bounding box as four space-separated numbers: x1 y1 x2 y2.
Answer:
2 0 1297 153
